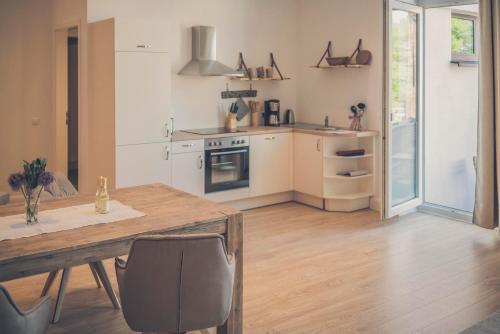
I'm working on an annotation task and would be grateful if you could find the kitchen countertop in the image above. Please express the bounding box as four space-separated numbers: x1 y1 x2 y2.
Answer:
172 123 378 142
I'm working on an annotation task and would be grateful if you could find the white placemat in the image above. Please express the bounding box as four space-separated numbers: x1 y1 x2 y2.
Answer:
0 200 145 241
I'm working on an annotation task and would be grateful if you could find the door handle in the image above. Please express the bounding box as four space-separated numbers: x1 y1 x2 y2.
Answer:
316 139 321 152
162 122 170 137
162 146 170 160
136 44 152 48
265 136 276 140
198 155 204 169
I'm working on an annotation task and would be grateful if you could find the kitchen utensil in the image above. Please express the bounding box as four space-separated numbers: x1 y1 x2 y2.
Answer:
326 57 349 66
284 109 295 125
265 67 274 78
356 50 372 65
251 111 260 127
256 66 265 78
236 97 250 121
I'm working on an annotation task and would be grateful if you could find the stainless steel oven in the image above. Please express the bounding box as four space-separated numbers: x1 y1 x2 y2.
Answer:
205 136 249 193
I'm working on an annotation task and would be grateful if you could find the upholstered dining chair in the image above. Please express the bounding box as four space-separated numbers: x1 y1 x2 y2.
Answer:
115 234 235 334
0 285 52 334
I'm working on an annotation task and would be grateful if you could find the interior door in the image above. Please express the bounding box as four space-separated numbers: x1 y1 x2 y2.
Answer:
384 0 423 218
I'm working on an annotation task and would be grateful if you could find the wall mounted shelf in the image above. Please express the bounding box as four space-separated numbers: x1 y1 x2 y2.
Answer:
235 52 291 81
312 39 371 69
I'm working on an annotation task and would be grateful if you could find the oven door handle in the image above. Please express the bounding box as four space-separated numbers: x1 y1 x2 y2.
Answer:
210 149 248 156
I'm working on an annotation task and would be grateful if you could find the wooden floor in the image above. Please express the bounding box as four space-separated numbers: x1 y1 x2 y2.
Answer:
4 202 500 333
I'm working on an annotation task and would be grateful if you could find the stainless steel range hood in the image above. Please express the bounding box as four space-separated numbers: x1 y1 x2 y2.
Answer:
178 26 243 77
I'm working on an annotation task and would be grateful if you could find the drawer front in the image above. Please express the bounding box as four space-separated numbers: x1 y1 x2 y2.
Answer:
172 140 204 154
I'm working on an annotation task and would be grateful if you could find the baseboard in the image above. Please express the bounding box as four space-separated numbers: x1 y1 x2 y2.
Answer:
222 192 294 210
292 192 324 210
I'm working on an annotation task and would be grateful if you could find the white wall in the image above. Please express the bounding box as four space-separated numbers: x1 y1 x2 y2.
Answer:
424 6 478 212
0 0 54 192
87 0 299 130
296 0 385 210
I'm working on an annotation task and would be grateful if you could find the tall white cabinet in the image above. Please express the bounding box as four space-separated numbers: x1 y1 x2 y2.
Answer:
88 18 172 190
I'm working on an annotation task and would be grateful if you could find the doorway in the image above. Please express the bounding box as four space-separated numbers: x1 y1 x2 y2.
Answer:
384 0 423 218
54 26 79 189
384 0 479 220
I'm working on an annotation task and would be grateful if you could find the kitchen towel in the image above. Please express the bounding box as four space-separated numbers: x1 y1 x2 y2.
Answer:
0 200 145 241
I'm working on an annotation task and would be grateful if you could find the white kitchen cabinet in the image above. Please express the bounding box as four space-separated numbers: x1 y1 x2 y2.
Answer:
250 133 291 197
293 132 323 198
115 142 171 189
114 19 169 53
115 52 171 146
172 151 205 196
88 18 172 191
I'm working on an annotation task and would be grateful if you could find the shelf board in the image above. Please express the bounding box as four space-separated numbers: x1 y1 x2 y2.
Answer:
324 154 373 160
230 77 291 81
324 173 373 180
310 64 367 69
324 192 374 200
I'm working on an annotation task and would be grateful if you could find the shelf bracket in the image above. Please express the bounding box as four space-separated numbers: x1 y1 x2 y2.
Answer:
270 52 285 80
237 52 251 79
315 41 332 68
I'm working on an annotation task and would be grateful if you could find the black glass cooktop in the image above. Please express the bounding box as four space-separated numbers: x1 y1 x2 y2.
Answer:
182 127 247 135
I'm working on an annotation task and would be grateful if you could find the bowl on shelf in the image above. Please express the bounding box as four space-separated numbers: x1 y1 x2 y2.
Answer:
326 57 349 66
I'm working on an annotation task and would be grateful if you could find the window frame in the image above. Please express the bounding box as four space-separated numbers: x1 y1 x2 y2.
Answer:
450 10 479 62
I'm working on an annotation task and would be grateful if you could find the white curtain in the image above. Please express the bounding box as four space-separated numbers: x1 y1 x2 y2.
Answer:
473 0 500 229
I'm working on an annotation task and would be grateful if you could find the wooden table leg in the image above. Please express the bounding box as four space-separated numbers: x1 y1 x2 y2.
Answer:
52 267 72 324
41 270 59 297
218 213 243 334
89 263 102 288
92 261 121 309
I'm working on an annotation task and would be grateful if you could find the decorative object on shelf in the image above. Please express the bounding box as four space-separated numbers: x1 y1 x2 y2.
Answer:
256 66 265 78
225 102 238 130
95 176 110 214
236 52 290 80
312 39 372 68
8 158 54 224
336 169 370 177
336 148 365 157
349 103 366 131
220 83 257 99
249 101 262 127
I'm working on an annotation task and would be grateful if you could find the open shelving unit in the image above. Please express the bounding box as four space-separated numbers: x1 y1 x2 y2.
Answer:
322 134 376 212
232 52 291 81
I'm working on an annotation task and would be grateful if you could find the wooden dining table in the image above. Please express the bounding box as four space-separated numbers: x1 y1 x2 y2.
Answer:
0 183 243 334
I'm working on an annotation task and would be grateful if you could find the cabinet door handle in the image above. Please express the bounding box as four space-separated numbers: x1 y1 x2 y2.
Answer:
170 117 174 135
265 136 276 140
162 146 170 160
162 122 170 137
316 139 321 152
198 155 204 169
136 44 151 48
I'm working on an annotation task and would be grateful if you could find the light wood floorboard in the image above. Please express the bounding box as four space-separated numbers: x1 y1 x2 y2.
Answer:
3 202 500 333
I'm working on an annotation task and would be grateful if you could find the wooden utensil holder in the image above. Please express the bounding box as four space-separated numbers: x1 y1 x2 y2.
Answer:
251 112 260 127
225 113 237 130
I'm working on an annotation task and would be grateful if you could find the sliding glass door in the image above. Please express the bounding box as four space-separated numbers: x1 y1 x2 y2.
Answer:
385 1 423 218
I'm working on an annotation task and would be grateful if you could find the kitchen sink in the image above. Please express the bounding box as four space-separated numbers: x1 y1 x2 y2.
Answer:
314 127 338 131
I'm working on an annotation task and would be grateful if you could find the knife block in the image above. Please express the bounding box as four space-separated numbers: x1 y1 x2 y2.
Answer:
225 113 237 130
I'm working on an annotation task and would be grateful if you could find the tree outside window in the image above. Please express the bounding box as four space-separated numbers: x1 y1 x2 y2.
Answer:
451 13 478 62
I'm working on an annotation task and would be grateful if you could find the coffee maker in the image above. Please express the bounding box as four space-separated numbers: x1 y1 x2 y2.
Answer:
264 99 280 126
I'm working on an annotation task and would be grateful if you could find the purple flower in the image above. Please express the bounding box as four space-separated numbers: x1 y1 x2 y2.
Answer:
8 173 25 191
38 171 55 187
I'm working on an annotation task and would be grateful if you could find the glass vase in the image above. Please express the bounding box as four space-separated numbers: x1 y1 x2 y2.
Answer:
25 199 39 225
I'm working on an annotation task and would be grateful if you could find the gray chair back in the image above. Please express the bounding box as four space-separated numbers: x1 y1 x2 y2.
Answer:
115 234 235 334
0 285 52 334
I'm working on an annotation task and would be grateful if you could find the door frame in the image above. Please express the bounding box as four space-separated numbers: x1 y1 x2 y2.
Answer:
383 0 425 218
53 19 82 188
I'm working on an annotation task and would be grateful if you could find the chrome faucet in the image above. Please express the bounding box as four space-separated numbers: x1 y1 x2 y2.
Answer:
324 115 329 128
